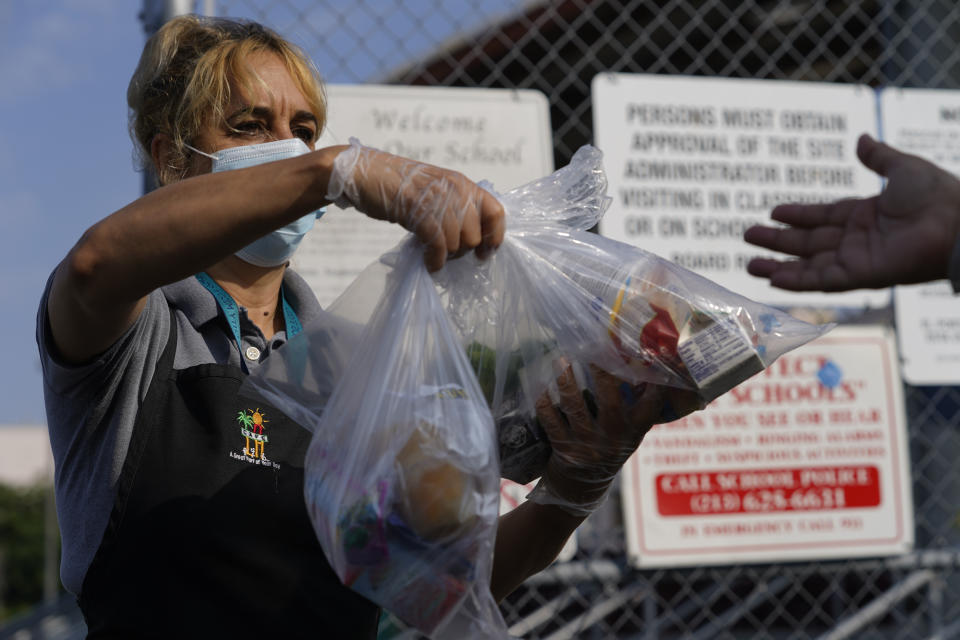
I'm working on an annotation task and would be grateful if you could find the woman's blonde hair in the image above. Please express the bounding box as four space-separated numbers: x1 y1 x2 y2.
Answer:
127 15 326 185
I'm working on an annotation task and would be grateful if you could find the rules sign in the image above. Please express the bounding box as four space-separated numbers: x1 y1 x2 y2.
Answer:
592 73 887 309
883 88 960 385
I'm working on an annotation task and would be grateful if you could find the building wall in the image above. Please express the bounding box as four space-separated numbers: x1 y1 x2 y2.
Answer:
0 425 53 487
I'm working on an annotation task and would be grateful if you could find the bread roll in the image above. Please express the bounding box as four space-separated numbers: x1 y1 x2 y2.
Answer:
395 426 477 540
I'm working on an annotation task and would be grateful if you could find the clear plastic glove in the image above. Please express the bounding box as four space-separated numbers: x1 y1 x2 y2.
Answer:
327 137 506 271
527 361 663 517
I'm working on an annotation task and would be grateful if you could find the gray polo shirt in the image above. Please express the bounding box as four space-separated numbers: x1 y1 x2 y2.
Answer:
37 269 325 595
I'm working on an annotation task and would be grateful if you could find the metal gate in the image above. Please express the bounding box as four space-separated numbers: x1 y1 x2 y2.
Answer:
211 2 960 637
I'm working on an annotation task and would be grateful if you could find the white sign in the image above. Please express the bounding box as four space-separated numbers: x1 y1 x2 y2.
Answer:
292 85 553 307
621 326 913 567
592 73 888 308
882 88 960 385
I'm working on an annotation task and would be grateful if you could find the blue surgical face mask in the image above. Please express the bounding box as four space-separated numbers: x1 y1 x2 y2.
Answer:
186 138 326 267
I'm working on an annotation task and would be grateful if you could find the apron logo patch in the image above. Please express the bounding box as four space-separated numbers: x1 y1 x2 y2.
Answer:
230 408 280 469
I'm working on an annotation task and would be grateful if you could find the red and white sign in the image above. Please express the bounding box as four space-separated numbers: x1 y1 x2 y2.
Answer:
621 325 913 567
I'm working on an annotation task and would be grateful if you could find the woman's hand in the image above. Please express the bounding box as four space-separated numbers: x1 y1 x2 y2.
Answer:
326 139 506 271
528 361 663 517
744 134 960 291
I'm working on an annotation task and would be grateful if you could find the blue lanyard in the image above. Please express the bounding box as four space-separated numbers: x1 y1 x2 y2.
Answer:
195 272 302 371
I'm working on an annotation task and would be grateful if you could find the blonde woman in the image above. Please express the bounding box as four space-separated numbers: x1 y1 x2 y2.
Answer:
38 15 659 637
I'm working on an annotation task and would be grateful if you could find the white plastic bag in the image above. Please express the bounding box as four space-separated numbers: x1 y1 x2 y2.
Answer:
244 143 830 628
251 239 509 638
434 145 831 484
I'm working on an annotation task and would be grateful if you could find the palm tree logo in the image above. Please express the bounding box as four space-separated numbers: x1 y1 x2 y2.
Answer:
236 408 269 459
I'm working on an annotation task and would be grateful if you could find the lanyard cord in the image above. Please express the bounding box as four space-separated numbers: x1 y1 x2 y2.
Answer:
195 272 302 373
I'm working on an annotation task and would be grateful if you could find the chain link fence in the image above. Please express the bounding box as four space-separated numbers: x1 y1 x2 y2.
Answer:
211 1 960 638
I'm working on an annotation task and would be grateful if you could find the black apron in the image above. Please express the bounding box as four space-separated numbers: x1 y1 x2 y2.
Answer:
78 308 380 638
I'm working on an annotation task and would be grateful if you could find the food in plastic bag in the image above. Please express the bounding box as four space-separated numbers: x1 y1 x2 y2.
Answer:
245 240 509 639
242 142 830 630
434 145 831 484
393 414 480 541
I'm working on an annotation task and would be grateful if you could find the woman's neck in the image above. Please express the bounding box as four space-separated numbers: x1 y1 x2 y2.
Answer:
205 256 286 340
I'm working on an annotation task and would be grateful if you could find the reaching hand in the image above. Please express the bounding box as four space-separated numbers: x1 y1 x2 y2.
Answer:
528 361 663 517
326 138 506 271
743 134 960 291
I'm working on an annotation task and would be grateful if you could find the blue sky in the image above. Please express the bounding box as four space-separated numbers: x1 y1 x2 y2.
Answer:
1 1 144 424
0 1 525 424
